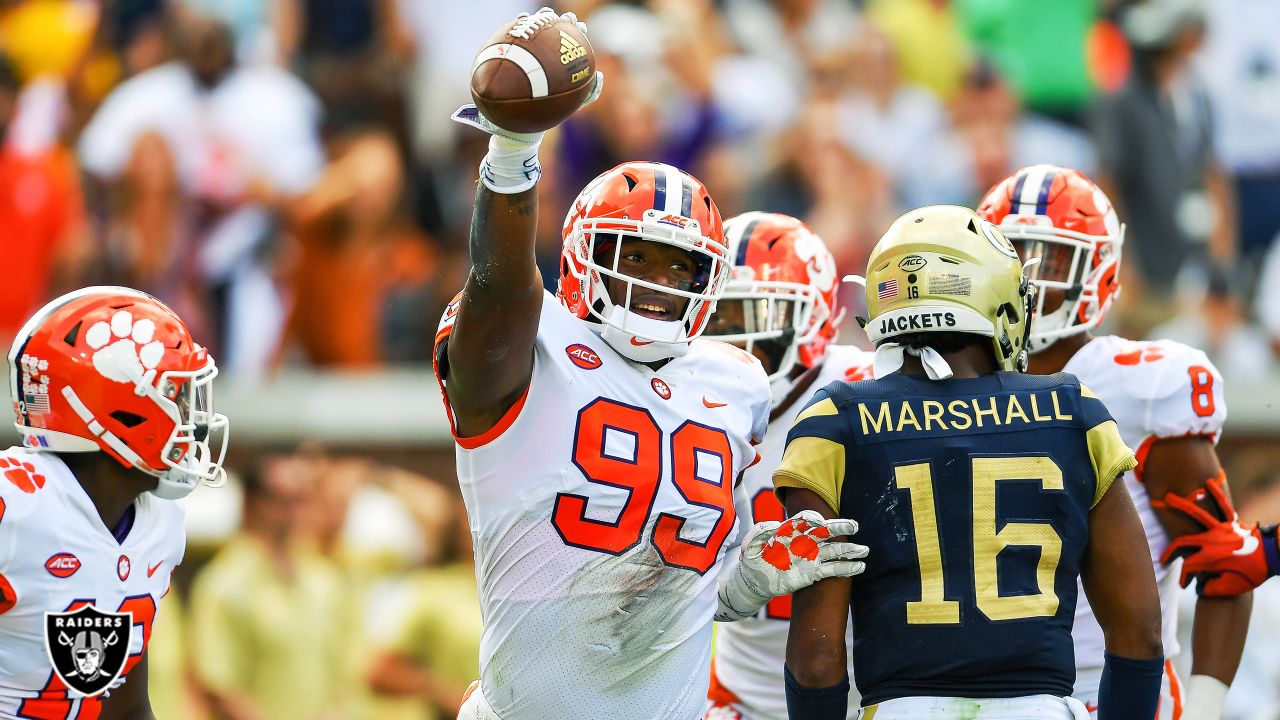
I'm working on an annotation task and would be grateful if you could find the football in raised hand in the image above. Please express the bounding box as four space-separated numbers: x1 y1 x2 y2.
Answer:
470 10 597 134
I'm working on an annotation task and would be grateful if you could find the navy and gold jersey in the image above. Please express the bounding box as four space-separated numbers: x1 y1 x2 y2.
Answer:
773 371 1135 705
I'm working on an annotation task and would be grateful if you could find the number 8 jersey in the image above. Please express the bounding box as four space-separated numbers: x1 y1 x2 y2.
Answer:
1062 336 1227 674
433 290 770 720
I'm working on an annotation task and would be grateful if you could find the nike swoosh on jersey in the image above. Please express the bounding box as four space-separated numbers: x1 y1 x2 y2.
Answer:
147 561 163 577
703 397 727 408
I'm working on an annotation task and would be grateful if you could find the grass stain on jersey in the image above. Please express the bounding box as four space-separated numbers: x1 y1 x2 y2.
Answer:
876 485 908 541
571 541 700 692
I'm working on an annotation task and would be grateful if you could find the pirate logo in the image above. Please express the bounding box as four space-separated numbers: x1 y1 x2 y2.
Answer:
44 605 132 696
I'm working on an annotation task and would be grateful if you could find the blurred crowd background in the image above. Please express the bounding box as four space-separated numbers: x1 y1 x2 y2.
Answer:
2 0 1280 718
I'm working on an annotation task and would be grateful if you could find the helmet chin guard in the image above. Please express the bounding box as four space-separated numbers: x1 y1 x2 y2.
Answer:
599 306 691 363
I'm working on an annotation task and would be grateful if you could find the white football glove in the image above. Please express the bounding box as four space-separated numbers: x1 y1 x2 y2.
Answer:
716 510 868 622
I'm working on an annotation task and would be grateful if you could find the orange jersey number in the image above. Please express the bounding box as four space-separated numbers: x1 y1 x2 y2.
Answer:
553 398 737 574
18 596 157 720
1188 365 1216 418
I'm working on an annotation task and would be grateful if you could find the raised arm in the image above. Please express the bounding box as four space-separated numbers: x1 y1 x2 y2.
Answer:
439 9 602 438
442 180 543 437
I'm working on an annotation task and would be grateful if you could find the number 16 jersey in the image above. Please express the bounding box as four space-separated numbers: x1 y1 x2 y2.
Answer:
774 371 1135 705
433 291 770 720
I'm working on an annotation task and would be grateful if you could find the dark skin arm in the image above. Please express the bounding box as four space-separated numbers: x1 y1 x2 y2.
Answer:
98 655 154 720
781 488 852 688
1081 476 1164 660
443 186 543 437
1144 436 1251 684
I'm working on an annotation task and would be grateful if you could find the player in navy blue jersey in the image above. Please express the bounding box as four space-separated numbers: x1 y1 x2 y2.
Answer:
776 206 1165 720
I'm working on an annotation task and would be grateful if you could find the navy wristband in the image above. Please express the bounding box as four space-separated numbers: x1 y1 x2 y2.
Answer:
1098 652 1163 720
1262 524 1280 578
784 665 848 720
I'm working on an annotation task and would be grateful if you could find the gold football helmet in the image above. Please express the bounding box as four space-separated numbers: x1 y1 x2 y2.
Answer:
860 205 1034 372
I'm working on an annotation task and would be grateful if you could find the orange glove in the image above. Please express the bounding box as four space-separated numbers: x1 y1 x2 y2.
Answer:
1156 473 1279 597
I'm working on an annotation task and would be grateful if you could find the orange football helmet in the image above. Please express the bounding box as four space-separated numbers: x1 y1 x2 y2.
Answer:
558 162 729 360
705 212 841 385
978 165 1124 353
8 287 228 499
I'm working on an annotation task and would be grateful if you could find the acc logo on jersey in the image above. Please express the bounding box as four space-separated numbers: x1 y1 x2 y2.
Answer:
565 344 602 370
44 605 132 697
45 553 81 579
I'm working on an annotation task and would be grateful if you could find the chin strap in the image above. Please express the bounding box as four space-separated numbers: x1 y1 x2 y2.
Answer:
598 306 690 363
874 342 954 380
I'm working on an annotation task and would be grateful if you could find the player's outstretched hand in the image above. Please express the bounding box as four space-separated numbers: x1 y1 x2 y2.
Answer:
1156 473 1276 596
717 510 868 621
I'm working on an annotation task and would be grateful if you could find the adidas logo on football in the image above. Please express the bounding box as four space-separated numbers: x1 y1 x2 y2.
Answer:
560 30 586 64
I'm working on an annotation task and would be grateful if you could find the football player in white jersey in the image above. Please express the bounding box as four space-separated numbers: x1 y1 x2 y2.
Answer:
1 287 228 719
702 212 874 720
437 9 869 720
979 165 1249 720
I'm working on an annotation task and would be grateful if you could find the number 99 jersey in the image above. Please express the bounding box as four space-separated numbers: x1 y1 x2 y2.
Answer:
773 371 1135 705
433 291 770 720
1062 336 1227 671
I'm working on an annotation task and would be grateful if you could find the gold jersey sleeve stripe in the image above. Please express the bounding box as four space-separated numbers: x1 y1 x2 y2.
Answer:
792 397 839 426
772 435 845 514
1086 419 1137 508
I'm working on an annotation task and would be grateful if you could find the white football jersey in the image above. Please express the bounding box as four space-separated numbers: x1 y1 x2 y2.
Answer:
434 291 771 720
1064 336 1227 670
0 448 185 718
711 345 873 720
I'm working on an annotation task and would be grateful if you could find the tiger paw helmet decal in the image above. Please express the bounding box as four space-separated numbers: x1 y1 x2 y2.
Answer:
85 311 165 386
